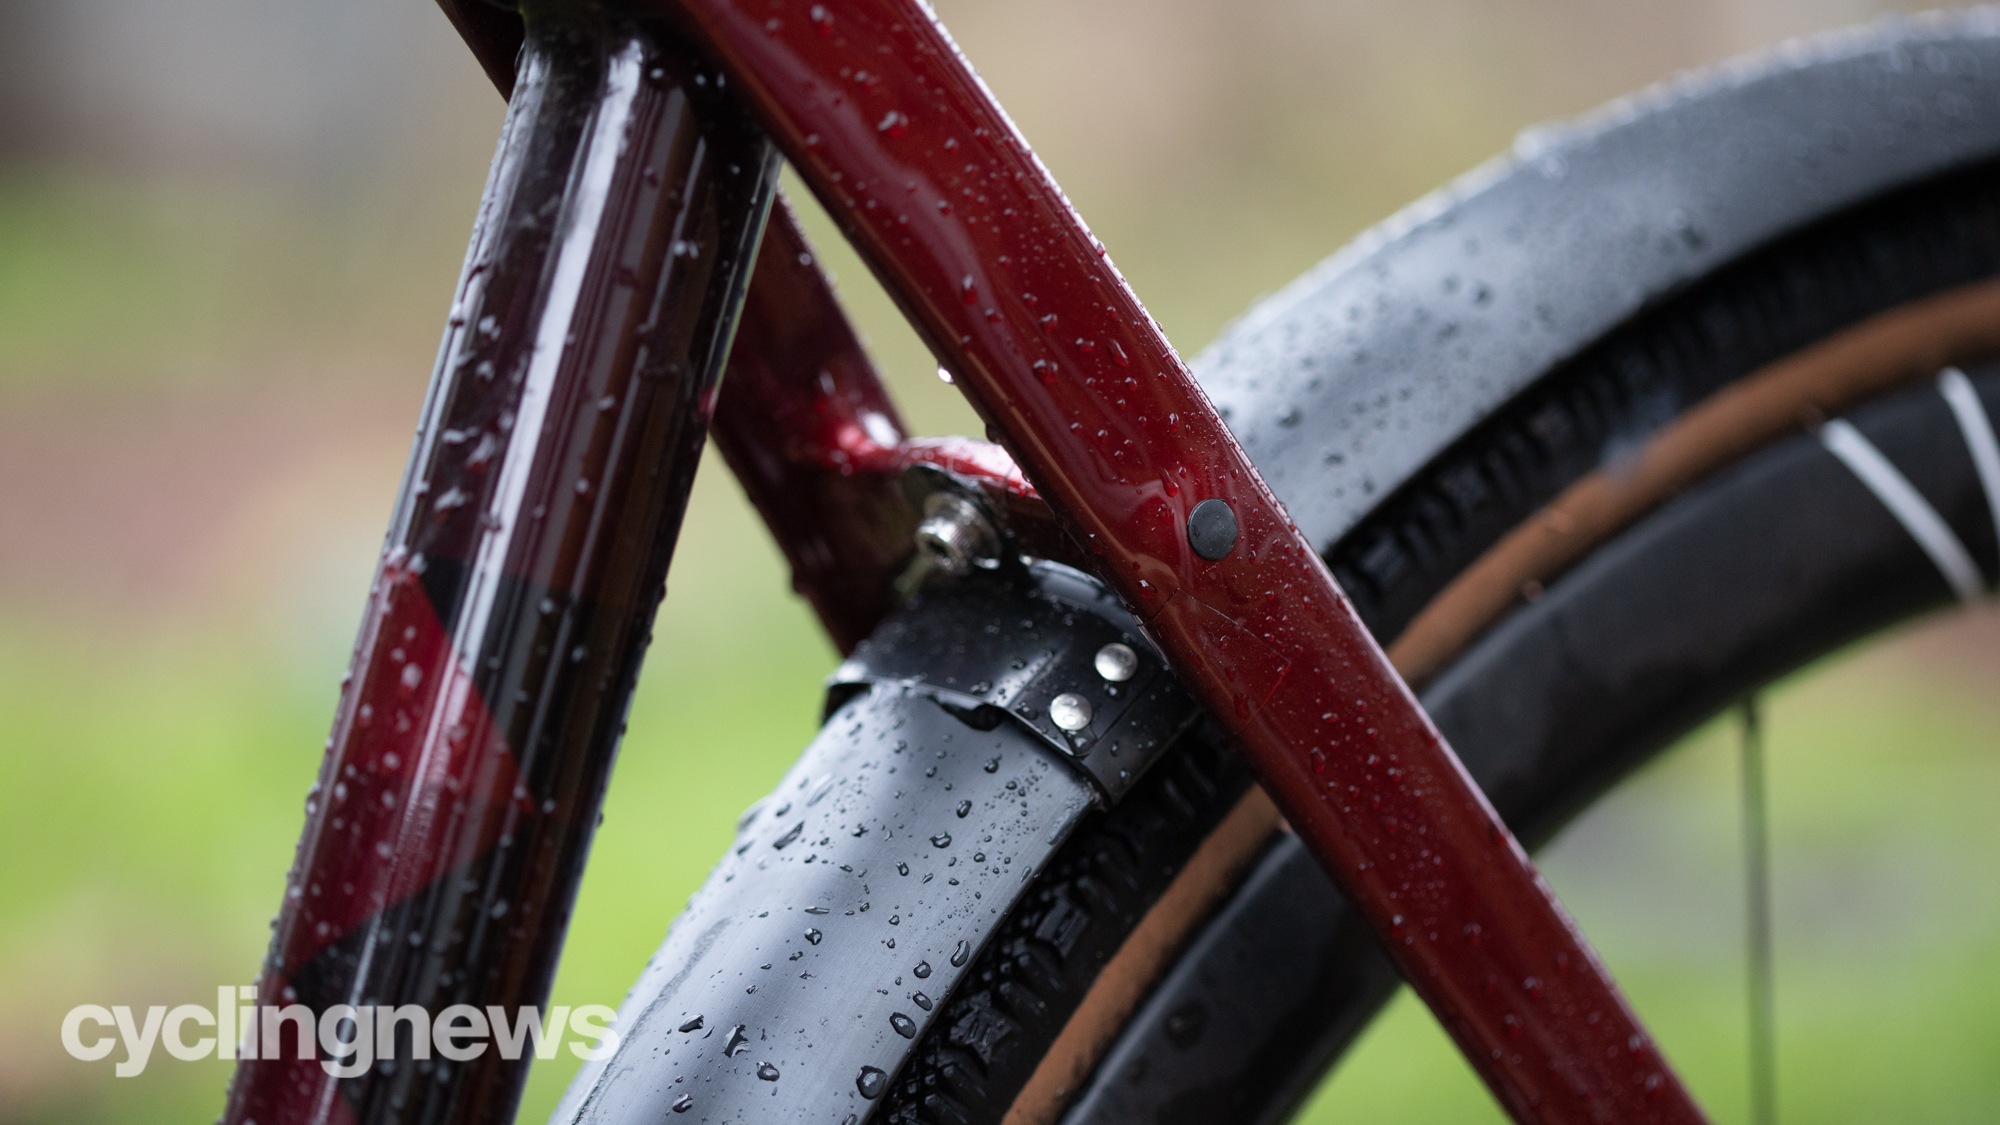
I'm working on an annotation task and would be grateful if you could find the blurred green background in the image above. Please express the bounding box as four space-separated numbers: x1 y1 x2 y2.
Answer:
0 0 1994 1122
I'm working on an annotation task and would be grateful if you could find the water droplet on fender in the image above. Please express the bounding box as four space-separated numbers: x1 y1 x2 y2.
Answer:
890 1012 916 1038
951 939 972 967
757 1062 781 1081
857 1066 888 1099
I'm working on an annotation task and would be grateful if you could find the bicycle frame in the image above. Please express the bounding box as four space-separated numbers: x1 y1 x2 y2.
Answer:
226 3 1708 1123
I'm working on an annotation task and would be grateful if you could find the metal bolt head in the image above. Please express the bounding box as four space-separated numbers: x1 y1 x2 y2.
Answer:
915 493 999 576
1048 692 1093 732
1187 499 1238 560
1093 642 1139 683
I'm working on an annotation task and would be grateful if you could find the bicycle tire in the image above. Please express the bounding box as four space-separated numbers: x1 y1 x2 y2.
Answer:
559 12 2000 1124
908 17 2000 1125
1062 362 2000 1125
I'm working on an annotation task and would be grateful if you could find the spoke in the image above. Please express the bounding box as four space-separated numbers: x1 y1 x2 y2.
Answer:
1741 697 1777 1125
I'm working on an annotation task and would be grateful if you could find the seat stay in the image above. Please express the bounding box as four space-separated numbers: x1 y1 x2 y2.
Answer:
641 0 1708 1121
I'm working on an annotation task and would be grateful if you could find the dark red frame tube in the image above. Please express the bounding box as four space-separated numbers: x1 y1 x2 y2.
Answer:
442 3 1068 660
437 0 933 657
711 205 1085 651
223 9 776 1122
645 2 1710 1121
711 216 1086 649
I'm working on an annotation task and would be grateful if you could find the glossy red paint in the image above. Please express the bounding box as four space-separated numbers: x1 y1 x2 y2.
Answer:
435 2 929 653
712 201 1080 648
223 13 776 1122
436 0 1067 652
653 1 1708 1121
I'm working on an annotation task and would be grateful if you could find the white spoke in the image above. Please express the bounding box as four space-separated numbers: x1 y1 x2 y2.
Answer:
1937 367 2000 553
1821 418 1985 602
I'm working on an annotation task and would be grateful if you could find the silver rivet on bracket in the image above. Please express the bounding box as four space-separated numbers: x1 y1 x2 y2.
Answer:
1049 692 1093 732
1093 643 1138 683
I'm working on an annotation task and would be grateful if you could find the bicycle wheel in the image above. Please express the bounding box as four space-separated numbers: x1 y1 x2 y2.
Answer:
557 11 2000 1124
1062 361 2000 1124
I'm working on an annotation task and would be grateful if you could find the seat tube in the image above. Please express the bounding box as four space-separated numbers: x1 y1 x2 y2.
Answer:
221 6 775 1123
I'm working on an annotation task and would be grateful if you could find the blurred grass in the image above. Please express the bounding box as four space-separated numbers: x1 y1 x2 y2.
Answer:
1 0 1991 1122
0 448 842 1123
0 168 480 391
